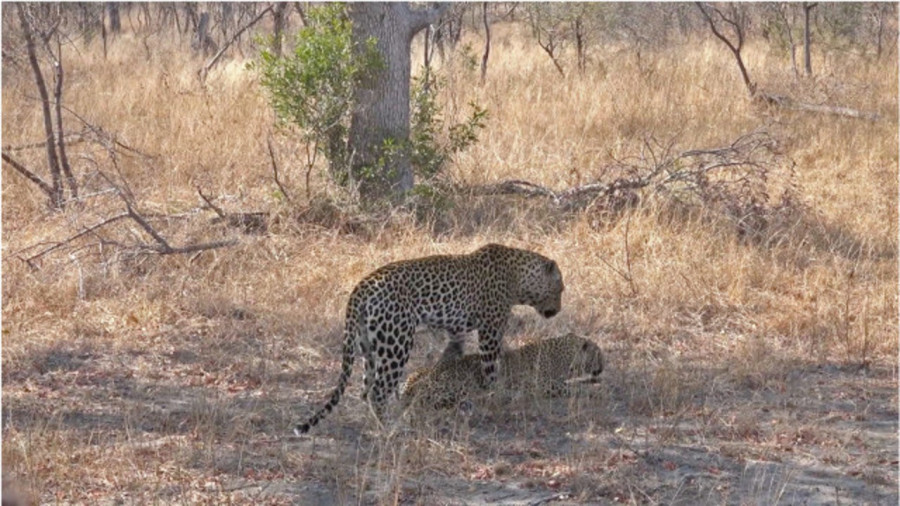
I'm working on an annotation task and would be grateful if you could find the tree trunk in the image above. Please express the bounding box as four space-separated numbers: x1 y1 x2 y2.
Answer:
480 2 491 84
803 2 816 77
52 36 78 201
192 11 213 56
347 2 446 201
101 4 108 59
107 3 121 33
874 3 887 59
220 2 233 40
18 5 63 208
574 14 585 74
272 3 287 58
184 3 199 36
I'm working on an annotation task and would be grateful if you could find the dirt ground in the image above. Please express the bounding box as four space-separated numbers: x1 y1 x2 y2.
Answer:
3 319 896 505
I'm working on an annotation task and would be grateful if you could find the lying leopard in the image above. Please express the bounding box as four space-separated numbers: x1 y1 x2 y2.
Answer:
295 244 564 434
401 333 604 411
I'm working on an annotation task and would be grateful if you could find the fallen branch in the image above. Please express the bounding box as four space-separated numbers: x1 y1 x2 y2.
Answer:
23 213 130 267
100 171 238 256
470 179 560 201
470 177 643 214
137 237 238 256
467 130 792 224
755 92 880 121
197 185 269 234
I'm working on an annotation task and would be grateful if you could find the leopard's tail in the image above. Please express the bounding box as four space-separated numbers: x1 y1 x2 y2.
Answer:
294 314 362 435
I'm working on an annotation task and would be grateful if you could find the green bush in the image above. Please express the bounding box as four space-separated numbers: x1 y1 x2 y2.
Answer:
410 73 488 181
255 3 486 197
255 4 379 185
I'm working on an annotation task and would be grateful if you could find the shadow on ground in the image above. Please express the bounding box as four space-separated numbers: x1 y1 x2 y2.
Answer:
3 320 897 504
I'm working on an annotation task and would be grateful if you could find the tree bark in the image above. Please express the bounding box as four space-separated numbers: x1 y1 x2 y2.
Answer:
106 3 121 33
347 2 447 201
52 36 78 201
272 3 287 58
480 2 490 84
574 14 585 74
18 5 63 208
803 2 816 77
220 2 233 40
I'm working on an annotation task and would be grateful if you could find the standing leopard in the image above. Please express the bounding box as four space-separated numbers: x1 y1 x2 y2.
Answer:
295 244 564 434
401 333 604 411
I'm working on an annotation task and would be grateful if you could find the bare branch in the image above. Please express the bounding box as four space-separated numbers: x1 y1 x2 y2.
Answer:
24 213 130 266
196 185 227 218
4 131 86 152
60 104 156 159
468 130 792 235
123 201 173 252
695 2 755 95
197 185 269 234
199 3 274 81
2 151 56 198
268 137 292 202
469 179 560 201
52 34 78 200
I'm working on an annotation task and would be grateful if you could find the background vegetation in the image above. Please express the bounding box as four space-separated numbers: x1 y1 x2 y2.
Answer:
2 3 897 504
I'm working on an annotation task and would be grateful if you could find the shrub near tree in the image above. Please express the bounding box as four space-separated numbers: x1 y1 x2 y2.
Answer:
257 2 486 204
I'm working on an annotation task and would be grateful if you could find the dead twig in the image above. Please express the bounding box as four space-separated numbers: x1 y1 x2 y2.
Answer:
196 185 270 234
196 185 227 218
267 136 292 202
60 104 157 159
23 213 130 268
595 210 638 296
3 131 86 152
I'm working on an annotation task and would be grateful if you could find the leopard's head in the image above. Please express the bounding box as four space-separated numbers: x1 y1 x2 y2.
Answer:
566 335 604 381
518 254 564 319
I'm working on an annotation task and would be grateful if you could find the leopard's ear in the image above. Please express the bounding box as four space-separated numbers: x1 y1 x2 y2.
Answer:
544 259 558 275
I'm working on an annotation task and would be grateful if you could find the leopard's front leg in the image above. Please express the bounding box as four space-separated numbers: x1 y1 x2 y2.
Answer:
476 317 507 387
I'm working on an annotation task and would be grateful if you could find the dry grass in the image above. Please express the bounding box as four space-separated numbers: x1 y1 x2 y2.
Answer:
2 15 897 505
